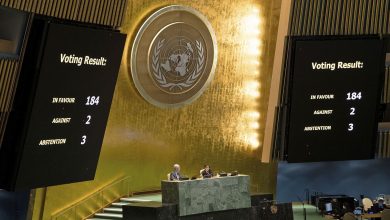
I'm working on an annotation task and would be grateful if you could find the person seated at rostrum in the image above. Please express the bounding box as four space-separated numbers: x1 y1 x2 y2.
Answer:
169 164 182 181
200 164 213 178
372 197 388 212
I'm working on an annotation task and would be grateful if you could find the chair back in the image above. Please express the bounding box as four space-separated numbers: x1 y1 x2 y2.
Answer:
362 198 374 211
342 212 355 220
382 209 390 220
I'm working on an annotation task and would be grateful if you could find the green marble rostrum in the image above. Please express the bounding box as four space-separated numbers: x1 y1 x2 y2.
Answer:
161 175 251 216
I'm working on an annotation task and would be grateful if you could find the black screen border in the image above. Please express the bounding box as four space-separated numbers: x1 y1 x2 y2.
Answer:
284 35 386 163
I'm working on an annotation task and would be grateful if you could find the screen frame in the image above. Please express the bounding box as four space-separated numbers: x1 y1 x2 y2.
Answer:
0 15 126 191
284 35 386 163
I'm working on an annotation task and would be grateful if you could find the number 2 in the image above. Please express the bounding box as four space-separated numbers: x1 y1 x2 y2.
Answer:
86 115 91 124
350 107 355 115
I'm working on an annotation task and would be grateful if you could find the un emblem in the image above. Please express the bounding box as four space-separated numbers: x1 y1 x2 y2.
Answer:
130 5 217 108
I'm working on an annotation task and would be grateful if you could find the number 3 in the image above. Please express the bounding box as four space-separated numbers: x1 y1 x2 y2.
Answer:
348 123 354 131
81 135 87 145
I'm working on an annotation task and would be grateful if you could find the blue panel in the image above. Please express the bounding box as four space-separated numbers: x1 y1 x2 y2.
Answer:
0 190 29 220
276 159 390 203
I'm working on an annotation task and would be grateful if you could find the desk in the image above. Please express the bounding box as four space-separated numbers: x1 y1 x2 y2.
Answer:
325 213 382 219
161 175 251 216
360 213 382 219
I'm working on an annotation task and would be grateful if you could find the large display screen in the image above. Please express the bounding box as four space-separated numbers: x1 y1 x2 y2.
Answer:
1 20 125 190
286 37 384 163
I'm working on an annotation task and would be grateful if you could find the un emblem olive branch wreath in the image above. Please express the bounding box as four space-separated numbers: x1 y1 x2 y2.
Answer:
151 39 205 91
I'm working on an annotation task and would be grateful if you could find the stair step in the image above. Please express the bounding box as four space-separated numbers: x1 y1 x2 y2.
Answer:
111 202 130 207
103 207 122 213
120 198 152 203
94 213 123 219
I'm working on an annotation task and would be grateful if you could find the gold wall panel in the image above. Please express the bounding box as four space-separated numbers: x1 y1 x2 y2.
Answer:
14 0 282 219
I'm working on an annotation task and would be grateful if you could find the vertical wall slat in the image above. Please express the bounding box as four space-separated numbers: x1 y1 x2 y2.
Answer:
30 0 38 13
333 0 341 35
88 0 98 24
26 0 34 12
109 0 117 27
350 0 357 34
71 0 80 20
385 0 390 34
0 61 7 111
64 0 74 20
303 0 312 35
323 0 331 35
379 0 386 34
339 0 346 34
77 0 87 22
346 0 353 34
373 1 380 33
355 0 363 34
311 0 319 35
100 0 109 25
332 0 339 35
376 1 380 33
0 61 12 111
51 0 59 17
367 0 373 34
361 0 368 34
59 0 67 19
291 0 301 35
1 62 13 111
369 0 376 34
84 0 93 23
96 0 104 24
118 0 126 27
115 0 124 27
102 0 112 26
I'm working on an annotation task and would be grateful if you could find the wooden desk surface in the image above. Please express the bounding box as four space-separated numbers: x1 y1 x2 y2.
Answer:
325 213 382 219
361 213 382 218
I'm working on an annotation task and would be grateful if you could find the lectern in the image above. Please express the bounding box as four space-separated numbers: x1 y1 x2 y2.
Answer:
161 175 251 216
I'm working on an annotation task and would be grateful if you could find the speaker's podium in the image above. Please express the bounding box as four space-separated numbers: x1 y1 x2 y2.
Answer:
123 175 251 219
162 175 251 216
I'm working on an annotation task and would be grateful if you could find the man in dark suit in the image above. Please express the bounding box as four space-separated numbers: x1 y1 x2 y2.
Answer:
201 165 213 178
169 164 181 181
371 197 388 212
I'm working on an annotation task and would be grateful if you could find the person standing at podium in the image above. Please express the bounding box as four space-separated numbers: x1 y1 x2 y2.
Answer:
169 164 182 181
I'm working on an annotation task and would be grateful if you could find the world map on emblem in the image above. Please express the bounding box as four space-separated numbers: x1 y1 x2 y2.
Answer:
131 5 217 108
